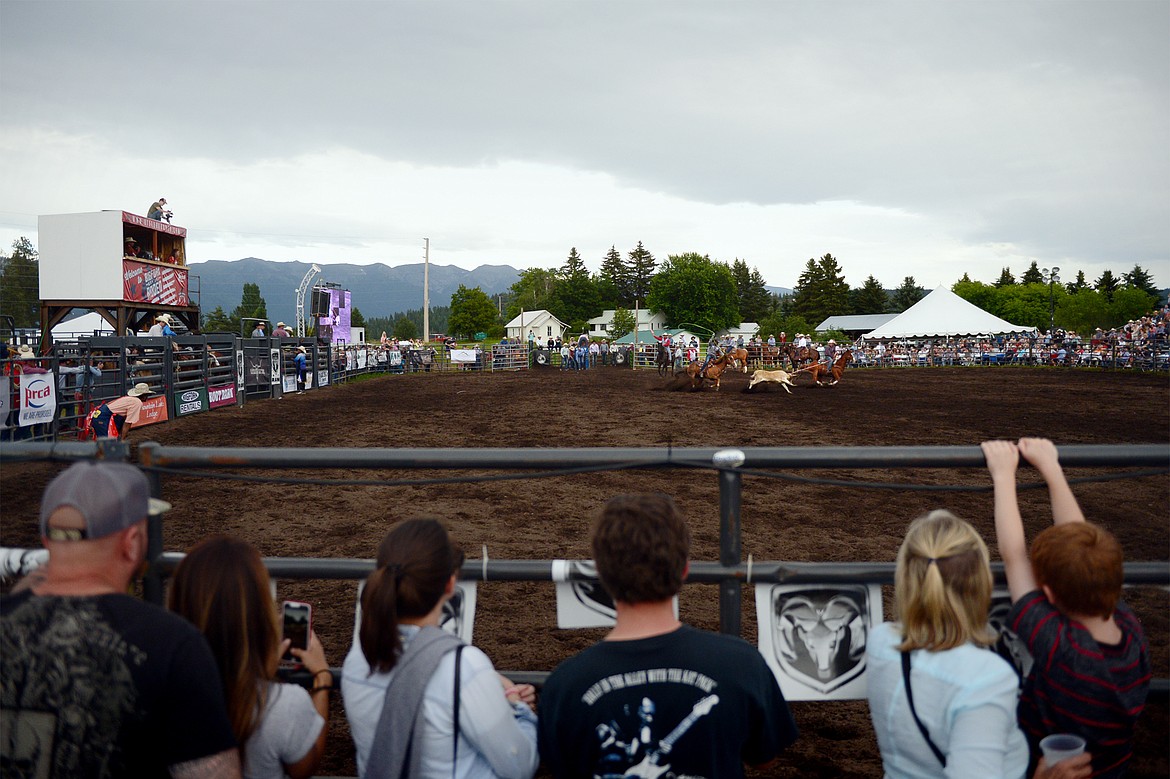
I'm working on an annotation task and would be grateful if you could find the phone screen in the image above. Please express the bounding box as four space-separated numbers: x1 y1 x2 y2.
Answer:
282 601 311 661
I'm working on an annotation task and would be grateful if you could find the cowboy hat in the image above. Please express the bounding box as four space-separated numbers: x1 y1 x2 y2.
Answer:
16 344 35 359
297 346 307 354
276 322 287 328
124 236 138 243
828 339 837 344
127 383 153 397
155 313 172 323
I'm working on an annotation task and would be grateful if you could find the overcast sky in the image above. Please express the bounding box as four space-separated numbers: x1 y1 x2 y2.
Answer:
2 0 1167 292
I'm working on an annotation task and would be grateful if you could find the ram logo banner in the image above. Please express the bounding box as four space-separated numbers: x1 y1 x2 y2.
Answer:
18 375 57 426
755 583 881 700
175 387 209 416
551 560 678 629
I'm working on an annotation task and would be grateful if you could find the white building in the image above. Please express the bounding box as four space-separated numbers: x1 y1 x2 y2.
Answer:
505 310 571 341
586 309 668 338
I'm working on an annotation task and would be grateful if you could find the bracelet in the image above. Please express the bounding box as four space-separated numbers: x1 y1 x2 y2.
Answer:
310 684 331 694
313 669 333 680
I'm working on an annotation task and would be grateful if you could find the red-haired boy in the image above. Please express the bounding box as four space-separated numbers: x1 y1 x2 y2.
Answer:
983 438 1150 778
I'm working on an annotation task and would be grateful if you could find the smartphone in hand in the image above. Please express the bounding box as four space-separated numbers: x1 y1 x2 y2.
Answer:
281 600 312 666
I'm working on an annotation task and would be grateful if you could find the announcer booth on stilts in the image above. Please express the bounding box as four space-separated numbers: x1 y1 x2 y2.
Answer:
37 210 199 345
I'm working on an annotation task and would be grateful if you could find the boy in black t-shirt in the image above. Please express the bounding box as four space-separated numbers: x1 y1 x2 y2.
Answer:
984 438 1150 779
538 494 797 778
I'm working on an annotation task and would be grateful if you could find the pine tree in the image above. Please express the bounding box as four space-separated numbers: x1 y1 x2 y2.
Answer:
0 236 40 327
552 247 601 329
1095 270 1120 302
628 241 657 304
1123 264 1160 298
792 254 849 326
851 275 888 314
1065 270 1088 294
994 267 1016 287
731 259 772 322
1020 261 1044 285
890 276 925 312
598 245 630 307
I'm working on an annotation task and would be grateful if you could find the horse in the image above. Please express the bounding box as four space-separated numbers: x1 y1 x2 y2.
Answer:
803 349 852 386
776 343 802 372
655 342 672 377
684 351 736 391
727 347 750 373
747 368 796 393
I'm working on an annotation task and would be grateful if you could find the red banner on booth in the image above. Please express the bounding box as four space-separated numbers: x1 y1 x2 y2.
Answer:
135 395 170 428
122 211 187 237
123 260 190 306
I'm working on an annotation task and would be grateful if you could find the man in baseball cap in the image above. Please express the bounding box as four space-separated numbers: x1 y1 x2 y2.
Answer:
1 460 241 776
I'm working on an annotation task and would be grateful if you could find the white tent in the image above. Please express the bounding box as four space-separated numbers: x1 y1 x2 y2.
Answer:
51 311 116 339
863 286 1031 339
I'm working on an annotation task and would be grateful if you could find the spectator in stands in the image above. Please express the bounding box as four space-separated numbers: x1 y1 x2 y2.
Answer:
252 321 267 338
273 321 291 338
539 494 797 777
0 461 240 776
88 381 153 440
124 236 141 258
170 535 330 779
341 518 538 778
983 438 1150 778
865 509 1029 777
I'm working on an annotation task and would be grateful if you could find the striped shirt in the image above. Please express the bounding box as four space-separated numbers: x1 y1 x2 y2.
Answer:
1009 591 1150 778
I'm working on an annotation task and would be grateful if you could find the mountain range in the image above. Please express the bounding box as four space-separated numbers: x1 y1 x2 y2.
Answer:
187 258 794 324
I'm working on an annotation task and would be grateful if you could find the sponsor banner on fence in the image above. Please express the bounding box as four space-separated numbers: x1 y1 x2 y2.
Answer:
245 354 270 387
755 583 881 701
0 376 9 428
122 260 190 306
208 383 237 409
316 369 329 387
136 395 170 428
450 348 478 363
18 374 57 427
550 560 679 629
174 386 209 416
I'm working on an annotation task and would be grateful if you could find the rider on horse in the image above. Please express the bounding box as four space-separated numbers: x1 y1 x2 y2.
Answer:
699 336 723 376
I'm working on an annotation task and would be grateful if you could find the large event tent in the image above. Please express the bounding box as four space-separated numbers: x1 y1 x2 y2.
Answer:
863 286 1031 339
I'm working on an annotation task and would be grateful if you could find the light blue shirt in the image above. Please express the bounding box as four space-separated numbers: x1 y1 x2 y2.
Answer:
865 622 1028 779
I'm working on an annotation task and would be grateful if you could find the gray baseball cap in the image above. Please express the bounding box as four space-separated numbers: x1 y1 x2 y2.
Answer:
39 461 171 541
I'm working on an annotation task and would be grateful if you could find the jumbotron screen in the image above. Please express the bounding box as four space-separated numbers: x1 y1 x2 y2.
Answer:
317 288 351 344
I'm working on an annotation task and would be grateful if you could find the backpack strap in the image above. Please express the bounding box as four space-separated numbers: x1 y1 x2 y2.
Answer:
452 644 464 779
901 650 947 767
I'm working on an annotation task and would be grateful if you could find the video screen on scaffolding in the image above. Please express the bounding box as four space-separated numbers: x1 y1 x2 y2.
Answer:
316 288 351 344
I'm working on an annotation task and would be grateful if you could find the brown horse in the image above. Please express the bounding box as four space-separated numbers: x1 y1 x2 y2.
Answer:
727 347 750 373
803 349 852 386
685 351 736 391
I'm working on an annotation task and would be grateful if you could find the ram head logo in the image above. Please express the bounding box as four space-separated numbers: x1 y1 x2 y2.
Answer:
772 586 870 695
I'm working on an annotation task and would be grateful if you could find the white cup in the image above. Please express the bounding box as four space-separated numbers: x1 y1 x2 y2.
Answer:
1039 733 1086 765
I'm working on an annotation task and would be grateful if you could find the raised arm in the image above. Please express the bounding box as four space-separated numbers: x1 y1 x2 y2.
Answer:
982 440 1036 601
1017 438 1086 526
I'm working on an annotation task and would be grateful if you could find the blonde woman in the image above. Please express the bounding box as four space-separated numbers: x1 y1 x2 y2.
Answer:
866 510 1028 778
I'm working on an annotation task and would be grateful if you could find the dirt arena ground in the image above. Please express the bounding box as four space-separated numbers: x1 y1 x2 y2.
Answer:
3 364 1167 777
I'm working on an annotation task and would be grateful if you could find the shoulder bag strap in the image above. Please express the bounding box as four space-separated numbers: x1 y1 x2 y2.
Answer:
901 650 947 767
452 644 463 779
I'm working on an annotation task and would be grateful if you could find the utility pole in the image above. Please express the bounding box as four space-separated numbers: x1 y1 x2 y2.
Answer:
423 238 430 342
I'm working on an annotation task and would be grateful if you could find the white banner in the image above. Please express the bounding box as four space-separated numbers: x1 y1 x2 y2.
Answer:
755 583 881 701
18 373 57 427
0 376 10 428
450 349 478 363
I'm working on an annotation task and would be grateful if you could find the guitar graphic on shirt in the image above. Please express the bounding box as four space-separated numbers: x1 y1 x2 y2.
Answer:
623 694 720 779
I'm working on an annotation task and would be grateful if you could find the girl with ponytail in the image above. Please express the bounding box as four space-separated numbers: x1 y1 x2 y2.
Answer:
866 510 1029 777
341 519 538 778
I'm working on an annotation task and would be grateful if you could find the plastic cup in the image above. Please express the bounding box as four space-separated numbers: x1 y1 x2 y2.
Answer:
1039 734 1086 765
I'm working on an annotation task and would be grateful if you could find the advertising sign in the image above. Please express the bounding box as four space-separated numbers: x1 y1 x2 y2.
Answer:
136 395 169 428
245 354 270 388
18 374 56 427
316 369 329 387
174 387 209 417
123 260 190 306
315 288 352 344
208 383 237 409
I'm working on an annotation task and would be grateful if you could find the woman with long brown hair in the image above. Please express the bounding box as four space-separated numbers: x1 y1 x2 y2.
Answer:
170 535 331 779
341 518 537 778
